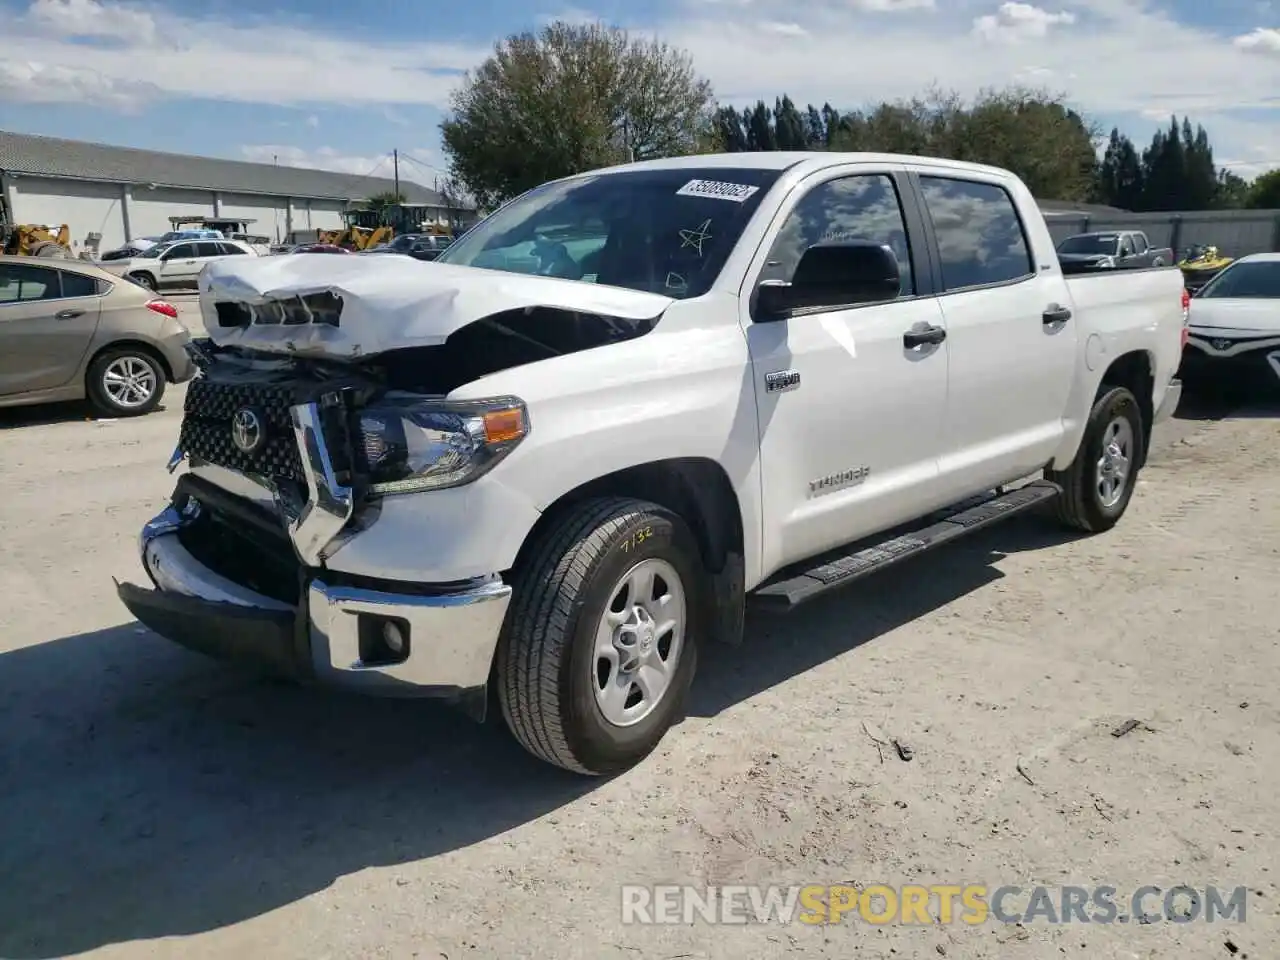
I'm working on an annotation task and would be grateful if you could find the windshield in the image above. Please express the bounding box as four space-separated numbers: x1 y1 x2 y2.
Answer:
435 167 783 299
1196 260 1280 299
1057 234 1118 256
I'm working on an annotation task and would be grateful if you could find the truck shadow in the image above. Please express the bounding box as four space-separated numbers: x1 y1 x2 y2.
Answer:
0 514 1073 958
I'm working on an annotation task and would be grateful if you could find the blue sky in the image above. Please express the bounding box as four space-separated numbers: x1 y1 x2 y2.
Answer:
2 0 1279 188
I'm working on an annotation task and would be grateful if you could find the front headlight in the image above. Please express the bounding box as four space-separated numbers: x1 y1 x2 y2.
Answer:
357 395 529 496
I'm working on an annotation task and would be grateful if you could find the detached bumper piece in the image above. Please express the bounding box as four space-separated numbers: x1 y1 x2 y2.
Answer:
118 501 512 718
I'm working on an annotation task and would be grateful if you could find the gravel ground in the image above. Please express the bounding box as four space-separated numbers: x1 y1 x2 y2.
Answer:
1 331 1277 959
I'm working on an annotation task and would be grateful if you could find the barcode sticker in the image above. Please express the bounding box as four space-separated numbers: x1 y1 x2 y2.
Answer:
675 179 760 202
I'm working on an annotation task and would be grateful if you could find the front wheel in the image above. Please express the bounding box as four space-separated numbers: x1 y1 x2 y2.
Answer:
1047 386 1144 532
86 347 166 416
496 497 703 775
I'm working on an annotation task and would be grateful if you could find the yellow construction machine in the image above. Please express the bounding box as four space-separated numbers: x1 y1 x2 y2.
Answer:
1 222 73 257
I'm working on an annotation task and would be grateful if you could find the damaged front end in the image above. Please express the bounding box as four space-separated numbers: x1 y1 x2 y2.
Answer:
117 257 670 716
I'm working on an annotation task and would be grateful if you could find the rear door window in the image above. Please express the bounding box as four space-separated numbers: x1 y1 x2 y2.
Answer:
195 241 224 259
0 264 61 302
918 177 1034 291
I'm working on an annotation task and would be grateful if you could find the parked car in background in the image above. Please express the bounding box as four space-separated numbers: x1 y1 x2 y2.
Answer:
1056 231 1173 272
0 255 193 416
365 233 455 261
1179 252 1280 394
99 237 165 262
97 238 258 293
290 243 352 255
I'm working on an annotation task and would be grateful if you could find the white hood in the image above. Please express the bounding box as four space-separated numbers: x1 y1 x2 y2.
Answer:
1188 298 1280 334
198 253 675 359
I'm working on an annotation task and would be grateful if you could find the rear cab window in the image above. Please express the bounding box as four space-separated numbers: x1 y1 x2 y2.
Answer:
917 176 1034 291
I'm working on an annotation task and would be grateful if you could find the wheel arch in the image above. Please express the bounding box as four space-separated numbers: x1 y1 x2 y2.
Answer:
509 457 745 581
1098 349 1155 466
86 338 175 384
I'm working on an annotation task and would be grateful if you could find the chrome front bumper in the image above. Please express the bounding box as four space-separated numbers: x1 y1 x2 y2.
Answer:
120 502 512 710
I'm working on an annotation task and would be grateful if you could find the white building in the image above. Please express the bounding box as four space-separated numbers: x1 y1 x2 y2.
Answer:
0 130 466 255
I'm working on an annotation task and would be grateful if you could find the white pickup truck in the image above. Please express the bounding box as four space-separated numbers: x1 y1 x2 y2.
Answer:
117 152 1187 775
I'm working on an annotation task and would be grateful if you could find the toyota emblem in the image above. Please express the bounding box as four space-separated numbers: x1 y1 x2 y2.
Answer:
1212 339 1232 351
231 407 266 455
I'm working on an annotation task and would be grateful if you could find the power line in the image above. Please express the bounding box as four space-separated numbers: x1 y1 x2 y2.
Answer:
330 153 394 198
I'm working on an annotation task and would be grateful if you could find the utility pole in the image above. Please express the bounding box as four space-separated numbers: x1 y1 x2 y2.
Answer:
622 119 634 163
393 149 400 199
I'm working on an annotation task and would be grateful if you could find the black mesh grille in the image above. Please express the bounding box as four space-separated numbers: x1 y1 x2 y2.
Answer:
178 379 305 481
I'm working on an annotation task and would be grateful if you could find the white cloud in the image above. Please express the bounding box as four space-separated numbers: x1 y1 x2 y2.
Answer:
239 145 449 181
3 0 486 108
851 0 936 10
972 3 1075 43
0 59 158 109
759 21 808 37
27 0 156 42
1234 27 1280 57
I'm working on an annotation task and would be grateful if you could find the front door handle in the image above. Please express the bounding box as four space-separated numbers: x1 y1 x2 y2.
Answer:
54 309 84 320
903 324 947 349
1043 303 1072 324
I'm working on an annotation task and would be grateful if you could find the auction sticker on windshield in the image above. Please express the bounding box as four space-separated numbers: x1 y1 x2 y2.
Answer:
676 179 761 202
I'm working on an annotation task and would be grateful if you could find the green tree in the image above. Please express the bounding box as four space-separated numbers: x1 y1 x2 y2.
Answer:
440 21 714 208
1247 169 1280 209
1214 169 1252 209
1095 129 1145 209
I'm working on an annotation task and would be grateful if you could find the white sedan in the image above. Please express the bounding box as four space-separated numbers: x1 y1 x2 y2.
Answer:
1179 252 1280 393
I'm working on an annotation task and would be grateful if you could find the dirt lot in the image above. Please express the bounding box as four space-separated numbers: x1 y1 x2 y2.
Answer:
1 318 1277 959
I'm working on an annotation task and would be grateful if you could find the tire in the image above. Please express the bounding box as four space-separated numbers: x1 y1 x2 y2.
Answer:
127 271 157 292
1151 257 1165 267
496 497 704 776
1047 386 1144 533
86 347 166 417
33 240 70 258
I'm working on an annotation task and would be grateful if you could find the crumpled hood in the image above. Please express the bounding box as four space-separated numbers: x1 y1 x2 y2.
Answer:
198 253 675 359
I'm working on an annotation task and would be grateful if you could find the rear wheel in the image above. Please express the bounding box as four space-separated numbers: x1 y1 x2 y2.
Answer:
86 347 166 417
1047 386 1144 532
496 497 703 775
127 271 157 292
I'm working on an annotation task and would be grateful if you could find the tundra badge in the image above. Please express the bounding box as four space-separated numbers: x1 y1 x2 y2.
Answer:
809 466 871 495
765 370 801 393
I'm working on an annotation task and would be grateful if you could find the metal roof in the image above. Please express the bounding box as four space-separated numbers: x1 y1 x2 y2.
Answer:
0 129 456 206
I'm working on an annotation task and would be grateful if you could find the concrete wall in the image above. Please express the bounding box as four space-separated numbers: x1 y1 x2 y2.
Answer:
217 192 290 243
1044 209 1280 259
7 175 129 253
128 186 216 242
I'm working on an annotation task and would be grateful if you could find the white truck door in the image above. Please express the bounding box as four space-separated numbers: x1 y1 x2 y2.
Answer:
913 173 1078 498
742 168 950 575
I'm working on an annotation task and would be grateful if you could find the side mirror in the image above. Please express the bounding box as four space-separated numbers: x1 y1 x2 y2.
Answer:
756 241 902 321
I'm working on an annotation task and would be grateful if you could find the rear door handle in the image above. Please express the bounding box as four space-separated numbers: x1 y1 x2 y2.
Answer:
1043 303 1072 324
54 309 84 320
903 324 947 349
